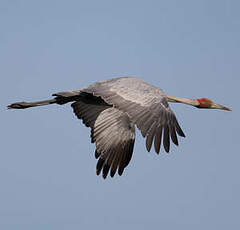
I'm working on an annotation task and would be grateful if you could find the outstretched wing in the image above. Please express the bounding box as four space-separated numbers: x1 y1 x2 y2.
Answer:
71 94 135 178
81 77 185 154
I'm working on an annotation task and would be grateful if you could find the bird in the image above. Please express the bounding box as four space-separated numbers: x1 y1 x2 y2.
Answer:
8 77 231 179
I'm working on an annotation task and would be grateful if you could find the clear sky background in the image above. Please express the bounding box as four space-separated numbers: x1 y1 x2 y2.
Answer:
1 1 239 229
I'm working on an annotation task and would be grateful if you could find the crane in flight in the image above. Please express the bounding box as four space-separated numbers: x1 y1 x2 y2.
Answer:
8 77 231 178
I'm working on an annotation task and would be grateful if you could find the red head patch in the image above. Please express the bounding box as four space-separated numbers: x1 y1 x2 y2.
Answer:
196 98 213 108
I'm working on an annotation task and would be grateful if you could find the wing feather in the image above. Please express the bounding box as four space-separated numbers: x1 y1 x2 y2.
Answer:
163 125 170 153
71 97 136 178
170 127 178 146
154 126 163 154
81 78 185 154
146 123 156 152
57 77 185 159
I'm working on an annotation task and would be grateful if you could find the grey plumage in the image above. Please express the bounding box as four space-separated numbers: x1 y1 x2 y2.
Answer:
8 77 231 178
9 77 199 179
53 77 185 178
71 97 135 178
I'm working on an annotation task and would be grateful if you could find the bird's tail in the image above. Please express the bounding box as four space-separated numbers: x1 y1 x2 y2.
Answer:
7 99 57 109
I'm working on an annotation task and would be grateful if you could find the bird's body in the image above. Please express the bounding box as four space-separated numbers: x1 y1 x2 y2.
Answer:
8 77 231 178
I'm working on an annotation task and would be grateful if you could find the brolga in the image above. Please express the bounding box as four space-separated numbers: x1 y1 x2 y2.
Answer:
8 77 231 178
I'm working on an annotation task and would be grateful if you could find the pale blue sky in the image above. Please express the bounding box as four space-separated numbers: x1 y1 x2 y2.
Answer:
1 1 239 229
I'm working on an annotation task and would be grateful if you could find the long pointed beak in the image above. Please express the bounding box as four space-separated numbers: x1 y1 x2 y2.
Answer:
212 103 232 111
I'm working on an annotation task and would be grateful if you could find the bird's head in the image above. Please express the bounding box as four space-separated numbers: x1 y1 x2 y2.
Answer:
196 98 231 111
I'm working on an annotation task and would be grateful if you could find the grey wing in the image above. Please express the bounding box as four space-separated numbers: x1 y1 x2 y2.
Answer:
71 95 135 179
82 77 185 154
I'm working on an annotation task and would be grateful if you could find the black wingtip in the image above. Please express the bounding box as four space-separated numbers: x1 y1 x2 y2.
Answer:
95 150 101 159
96 158 104 176
110 171 115 178
102 174 107 179
179 130 186 138
146 146 151 152
102 164 110 179
118 167 124 176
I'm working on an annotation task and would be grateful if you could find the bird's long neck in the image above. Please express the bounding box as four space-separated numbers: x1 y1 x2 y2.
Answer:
166 95 199 107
